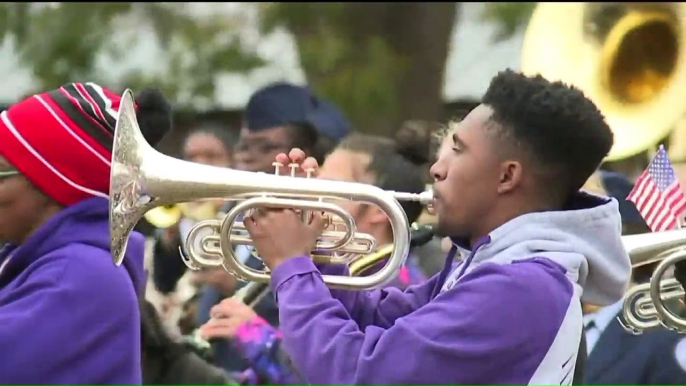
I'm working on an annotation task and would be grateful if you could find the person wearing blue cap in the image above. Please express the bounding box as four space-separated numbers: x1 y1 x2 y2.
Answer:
190 81 352 374
582 170 686 384
234 82 350 173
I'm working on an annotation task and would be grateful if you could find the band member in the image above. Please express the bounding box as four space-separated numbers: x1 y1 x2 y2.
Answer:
152 122 236 297
0 84 172 382
204 84 351 371
235 82 349 172
151 81 351 373
242 69 632 384
147 122 237 340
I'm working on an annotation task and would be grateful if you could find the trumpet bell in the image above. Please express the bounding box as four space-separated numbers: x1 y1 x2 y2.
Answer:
521 3 686 161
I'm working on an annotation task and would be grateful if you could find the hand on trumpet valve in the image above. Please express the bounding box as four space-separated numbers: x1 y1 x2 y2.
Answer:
274 148 319 178
198 297 259 340
240 148 328 270
243 207 328 270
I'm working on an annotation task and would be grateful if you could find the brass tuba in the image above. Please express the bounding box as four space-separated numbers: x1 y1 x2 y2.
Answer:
109 89 432 290
521 3 686 161
619 228 686 334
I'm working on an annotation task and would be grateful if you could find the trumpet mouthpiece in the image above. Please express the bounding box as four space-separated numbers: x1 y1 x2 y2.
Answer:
392 190 434 205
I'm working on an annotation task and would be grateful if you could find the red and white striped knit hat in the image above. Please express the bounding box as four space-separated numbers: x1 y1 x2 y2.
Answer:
0 83 129 206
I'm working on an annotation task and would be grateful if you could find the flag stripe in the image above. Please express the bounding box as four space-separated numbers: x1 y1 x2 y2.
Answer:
626 147 686 232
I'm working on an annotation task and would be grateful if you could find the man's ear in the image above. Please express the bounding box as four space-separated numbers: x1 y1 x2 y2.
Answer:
497 160 523 194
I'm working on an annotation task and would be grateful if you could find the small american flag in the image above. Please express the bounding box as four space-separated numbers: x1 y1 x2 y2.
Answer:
627 146 686 232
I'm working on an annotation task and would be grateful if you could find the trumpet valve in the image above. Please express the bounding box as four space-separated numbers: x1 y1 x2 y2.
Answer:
304 168 315 179
272 162 284 176
288 163 299 177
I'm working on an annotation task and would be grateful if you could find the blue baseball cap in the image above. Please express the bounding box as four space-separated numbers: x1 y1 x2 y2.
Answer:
244 82 350 142
307 99 351 142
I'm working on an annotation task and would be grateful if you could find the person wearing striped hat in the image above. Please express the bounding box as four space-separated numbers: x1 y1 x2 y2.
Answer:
0 83 172 383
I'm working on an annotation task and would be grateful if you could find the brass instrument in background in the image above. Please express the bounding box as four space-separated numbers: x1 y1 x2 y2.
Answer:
144 201 220 229
109 89 433 291
349 245 395 277
522 3 686 161
620 228 686 334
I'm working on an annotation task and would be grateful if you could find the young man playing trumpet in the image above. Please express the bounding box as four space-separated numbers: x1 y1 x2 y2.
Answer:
241 69 632 384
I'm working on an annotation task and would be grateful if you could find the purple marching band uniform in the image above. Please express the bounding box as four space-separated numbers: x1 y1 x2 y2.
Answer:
0 198 145 383
229 248 427 384
266 193 630 384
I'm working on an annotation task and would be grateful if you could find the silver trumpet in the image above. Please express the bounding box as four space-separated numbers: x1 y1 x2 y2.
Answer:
109 89 433 290
181 208 378 271
620 229 686 334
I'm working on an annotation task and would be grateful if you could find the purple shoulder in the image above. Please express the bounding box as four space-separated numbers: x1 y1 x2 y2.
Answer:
432 257 577 383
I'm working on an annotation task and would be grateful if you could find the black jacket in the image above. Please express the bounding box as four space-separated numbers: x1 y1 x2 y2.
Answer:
584 313 686 384
140 299 237 384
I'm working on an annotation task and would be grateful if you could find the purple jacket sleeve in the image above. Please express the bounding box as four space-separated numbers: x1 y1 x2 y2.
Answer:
0 254 141 383
271 256 576 384
314 260 439 329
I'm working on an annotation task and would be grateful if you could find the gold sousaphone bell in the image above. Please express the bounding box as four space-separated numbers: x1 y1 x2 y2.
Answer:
521 2 686 161
109 89 433 291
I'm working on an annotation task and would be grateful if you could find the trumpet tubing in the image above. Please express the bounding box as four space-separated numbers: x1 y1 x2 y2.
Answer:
647 250 686 333
624 228 686 267
619 229 686 334
181 216 378 271
109 89 433 291
620 278 684 334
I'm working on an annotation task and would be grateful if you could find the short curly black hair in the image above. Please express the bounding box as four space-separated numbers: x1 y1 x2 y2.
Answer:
482 69 614 203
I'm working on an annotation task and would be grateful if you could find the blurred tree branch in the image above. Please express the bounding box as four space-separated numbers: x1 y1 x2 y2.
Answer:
258 2 458 136
0 2 264 108
480 2 537 42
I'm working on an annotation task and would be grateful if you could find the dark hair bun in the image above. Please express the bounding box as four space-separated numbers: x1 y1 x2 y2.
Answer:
135 87 173 147
394 120 439 165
